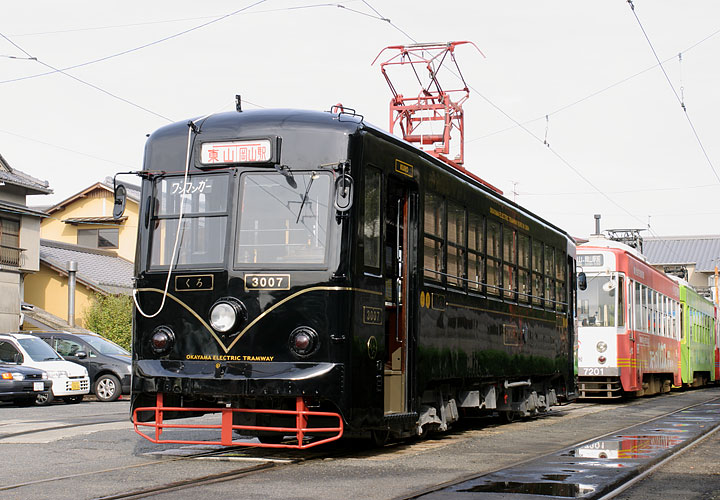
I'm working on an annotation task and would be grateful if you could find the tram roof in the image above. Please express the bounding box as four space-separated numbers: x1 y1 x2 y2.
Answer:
146 108 575 248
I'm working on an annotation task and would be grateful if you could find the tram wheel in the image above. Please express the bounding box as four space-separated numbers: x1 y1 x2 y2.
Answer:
500 411 517 423
371 429 390 447
257 434 286 445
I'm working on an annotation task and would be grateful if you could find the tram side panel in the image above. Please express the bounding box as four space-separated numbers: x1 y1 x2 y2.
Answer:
680 285 716 386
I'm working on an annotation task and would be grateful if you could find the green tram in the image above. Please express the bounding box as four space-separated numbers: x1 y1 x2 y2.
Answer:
679 284 716 387
117 107 578 448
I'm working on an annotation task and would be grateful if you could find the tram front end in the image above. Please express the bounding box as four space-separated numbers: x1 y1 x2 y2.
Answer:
126 110 360 448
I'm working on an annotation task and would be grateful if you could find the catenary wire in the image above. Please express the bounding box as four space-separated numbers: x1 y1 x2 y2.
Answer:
0 0 269 85
0 32 174 122
468 23 720 143
627 0 720 184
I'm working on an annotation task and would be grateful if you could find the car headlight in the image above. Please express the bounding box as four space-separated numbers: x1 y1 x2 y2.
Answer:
41 372 48 380
11 372 24 381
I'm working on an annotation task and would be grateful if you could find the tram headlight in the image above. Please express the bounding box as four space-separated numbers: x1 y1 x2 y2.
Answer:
596 341 608 353
209 298 247 333
150 326 175 355
288 327 319 358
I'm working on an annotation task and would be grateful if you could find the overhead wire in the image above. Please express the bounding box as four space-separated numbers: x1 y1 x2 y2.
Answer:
627 0 719 184
0 0 269 86
0 31 174 122
364 1 696 250
469 23 720 143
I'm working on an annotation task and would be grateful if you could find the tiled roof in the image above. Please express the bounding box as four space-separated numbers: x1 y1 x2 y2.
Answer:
62 216 127 224
643 236 720 272
45 178 140 216
39 239 133 295
0 153 53 194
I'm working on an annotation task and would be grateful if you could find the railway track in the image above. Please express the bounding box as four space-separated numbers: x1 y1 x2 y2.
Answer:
2 390 718 500
395 396 720 499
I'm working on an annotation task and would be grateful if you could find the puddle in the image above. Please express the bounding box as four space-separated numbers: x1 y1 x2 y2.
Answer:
563 435 684 459
542 474 571 481
457 481 595 497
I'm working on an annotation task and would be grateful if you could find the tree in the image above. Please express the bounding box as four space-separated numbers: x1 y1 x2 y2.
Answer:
83 294 132 350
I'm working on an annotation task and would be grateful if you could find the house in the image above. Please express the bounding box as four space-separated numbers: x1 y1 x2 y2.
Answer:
0 153 52 331
39 177 140 261
643 235 720 302
23 239 134 327
23 178 139 327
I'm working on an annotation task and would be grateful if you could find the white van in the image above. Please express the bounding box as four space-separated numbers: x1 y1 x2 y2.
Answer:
0 333 90 405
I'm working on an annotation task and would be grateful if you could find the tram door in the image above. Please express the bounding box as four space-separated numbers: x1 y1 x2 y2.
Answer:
383 179 413 414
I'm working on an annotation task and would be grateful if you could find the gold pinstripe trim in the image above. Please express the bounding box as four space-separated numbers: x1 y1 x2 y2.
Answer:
136 286 381 353
445 302 561 325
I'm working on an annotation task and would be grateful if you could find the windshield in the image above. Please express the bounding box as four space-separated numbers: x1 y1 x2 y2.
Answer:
78 335 129 356
150 173 229 267
578 275 616 327
18 337 63 361
236 172 331 265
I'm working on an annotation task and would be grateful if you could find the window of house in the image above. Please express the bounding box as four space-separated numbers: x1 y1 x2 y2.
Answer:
0 217 21 266
78 227 120 249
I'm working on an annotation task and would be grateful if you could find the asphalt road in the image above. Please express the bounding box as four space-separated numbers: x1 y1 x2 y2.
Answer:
1 388 719 500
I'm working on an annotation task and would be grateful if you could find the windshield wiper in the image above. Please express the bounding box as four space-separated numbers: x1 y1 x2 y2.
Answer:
296 171 318 224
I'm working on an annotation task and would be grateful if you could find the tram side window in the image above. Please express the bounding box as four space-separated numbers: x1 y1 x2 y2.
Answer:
423 192 445 282
633 281 644 331
486 220 501 295
556 251 566 312
617 276 624 327
532 239 543 305
544 245 555 309
363 168 381 270
467 212 485 292
447 201 466 288
503 228 517 300
518 234 530 303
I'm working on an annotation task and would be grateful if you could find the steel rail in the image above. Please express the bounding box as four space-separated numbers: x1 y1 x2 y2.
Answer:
391 394 720 500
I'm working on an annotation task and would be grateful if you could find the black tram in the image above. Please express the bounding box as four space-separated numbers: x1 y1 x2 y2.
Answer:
120 107 577 448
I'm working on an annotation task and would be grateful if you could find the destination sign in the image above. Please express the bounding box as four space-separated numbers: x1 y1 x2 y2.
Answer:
201 140 271 164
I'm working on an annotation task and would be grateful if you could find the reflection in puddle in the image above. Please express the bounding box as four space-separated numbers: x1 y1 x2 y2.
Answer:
563 435 684 459
457 481 595 497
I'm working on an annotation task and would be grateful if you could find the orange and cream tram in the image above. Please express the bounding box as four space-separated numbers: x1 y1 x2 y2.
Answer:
576 238 681 398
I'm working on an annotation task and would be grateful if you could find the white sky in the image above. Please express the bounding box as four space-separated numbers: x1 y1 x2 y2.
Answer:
2 1 719 239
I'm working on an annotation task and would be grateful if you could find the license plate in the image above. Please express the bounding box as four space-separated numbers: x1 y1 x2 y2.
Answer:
71 381 80 391
33 382 44 392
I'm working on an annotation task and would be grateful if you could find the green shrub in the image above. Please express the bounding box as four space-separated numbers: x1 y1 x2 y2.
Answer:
83 294 133 350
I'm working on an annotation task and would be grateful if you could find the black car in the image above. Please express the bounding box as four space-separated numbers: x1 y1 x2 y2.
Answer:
0 363 52 405
31 331 131 402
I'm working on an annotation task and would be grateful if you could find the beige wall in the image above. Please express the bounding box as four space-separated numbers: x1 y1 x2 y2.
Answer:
19 214 41 273
0 270 21 331
23 263 96 328
41 189 139 262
